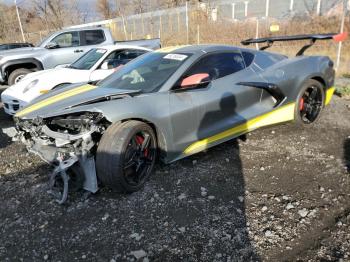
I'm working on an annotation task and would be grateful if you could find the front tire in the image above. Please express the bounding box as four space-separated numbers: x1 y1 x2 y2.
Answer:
8 68 33 85
96 121 157 192
294 79 325 126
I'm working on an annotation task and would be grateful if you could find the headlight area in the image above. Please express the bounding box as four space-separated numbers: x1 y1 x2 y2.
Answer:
23 79 39 93
15 112 109 204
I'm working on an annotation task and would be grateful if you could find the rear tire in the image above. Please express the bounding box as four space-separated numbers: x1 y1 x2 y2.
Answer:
294 79 325 126
96 121 157 192
8 68 33 85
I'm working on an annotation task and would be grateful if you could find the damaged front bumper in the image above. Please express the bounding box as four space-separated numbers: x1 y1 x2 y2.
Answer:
14 113 107 203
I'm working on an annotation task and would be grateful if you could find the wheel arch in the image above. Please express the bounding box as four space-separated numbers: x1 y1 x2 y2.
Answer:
309 75 328 104
293 74 327 101
310 76 326 88
118 117 168 162
2 58 44 81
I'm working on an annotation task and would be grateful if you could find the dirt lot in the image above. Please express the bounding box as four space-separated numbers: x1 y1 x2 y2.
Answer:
0 85 350 261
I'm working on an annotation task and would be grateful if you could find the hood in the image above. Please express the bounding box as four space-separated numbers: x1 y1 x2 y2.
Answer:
15 84 139 119
0 47 46 60
7 69 56 91
6 68 88 97
20 67 85 83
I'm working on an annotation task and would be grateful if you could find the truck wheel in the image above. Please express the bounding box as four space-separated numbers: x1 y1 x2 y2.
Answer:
294 79 325 126
96 121 157 192
8 68 33 85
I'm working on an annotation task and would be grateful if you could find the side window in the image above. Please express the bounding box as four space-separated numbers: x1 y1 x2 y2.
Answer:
100 49 147 69
0 45 8 50
82 30 105 45
254 52 282 69
115 49 147 60
185 52 246 81
242 51 255 67
52 31 80 47
9 44 23 49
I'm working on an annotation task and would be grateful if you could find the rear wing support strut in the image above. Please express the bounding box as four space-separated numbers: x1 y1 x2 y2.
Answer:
296 38 316 56
241 33 348 56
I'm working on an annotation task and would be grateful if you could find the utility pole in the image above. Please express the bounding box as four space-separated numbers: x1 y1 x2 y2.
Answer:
186 1 189 44
14 0 25 42
289 0 294 12
244 1 249 17
336 0 348 70
231 3 235 20
265 0 270 17
255 18 259 50
316 0 321 15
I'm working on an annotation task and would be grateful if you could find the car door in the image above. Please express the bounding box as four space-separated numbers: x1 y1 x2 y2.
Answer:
46 31 82 67
169 51 266 153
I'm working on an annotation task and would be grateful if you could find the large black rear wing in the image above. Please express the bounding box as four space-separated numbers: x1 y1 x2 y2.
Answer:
241 33 348 56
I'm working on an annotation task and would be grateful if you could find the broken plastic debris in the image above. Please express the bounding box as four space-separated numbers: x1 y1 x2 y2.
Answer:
1 127 18 140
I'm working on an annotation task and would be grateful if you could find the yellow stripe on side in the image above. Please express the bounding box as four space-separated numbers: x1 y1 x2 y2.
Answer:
15 84 97 117
156 45 190 53
184 103 296 156
325 87 335 105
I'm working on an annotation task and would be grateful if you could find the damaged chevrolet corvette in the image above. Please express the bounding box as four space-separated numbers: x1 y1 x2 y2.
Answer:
13 33 345 203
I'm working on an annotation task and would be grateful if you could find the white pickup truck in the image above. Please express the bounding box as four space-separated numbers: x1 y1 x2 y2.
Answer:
0 27 160 85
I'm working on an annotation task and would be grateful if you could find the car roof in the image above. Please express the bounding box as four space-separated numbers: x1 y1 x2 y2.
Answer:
159 44 258 55
58 27 106 34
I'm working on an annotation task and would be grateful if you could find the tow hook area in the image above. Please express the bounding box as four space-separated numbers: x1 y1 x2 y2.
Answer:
48 155 78 204
48 155 98 204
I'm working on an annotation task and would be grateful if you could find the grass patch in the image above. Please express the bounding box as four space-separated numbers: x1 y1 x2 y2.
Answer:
335 85 350 98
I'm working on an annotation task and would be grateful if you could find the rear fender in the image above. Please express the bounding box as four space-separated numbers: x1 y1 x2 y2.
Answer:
261 56 334 102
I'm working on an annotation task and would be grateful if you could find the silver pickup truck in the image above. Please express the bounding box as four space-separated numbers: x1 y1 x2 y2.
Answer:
0 27 160 85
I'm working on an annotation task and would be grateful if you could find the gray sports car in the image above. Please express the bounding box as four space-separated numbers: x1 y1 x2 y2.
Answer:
14 33 344 203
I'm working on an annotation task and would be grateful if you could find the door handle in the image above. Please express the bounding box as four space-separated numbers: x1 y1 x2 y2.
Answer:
74 49 83 53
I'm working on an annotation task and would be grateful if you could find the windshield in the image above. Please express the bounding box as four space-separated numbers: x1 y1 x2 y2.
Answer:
98 52 191 93
69 48 107 70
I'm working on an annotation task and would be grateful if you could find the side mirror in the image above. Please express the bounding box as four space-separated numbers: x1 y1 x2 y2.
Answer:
101 61 109 70
45 42 59 49
180 73 210 88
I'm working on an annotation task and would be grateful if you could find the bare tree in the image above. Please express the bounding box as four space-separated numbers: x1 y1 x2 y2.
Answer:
96 0 114 19
31 0 84 30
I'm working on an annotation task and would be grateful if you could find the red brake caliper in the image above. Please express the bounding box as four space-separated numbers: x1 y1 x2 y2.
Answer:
299 97 304 111
135 135 149 157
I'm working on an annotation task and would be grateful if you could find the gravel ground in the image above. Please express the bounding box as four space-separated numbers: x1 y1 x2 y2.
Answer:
0 84 350 261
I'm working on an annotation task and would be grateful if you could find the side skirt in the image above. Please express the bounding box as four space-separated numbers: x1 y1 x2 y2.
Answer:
183 102 296 157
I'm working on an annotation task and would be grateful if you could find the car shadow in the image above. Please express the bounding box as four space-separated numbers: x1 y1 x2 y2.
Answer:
344 137 350 173
88 93 260 260
191 93 259 260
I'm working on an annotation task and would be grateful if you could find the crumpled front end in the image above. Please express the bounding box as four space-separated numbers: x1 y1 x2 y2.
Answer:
15 112 109 203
